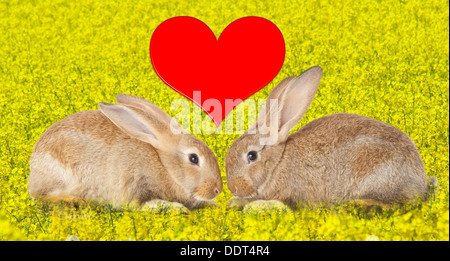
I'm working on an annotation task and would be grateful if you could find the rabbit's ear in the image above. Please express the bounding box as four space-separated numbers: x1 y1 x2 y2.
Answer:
116 94 188 134
99 102 172 150
277 66 322 142
116 94 173 123
249 76 295 133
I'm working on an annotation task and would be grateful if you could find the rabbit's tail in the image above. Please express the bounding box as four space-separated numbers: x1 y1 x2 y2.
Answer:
425 176 439 200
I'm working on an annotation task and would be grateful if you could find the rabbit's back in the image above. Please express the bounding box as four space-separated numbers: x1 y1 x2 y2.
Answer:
33 110 130 155
29 110 161 203
280 113 427 203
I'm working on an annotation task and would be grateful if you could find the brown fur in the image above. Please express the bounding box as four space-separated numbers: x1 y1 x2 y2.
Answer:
225 66 434 208
29 94 223 210
351 142 394 179
227 177 256 197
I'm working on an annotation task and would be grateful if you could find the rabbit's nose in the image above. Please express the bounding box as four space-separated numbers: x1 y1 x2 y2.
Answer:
228 181 237 195
194 180 222 200
227 178 255 197
215 180 223 195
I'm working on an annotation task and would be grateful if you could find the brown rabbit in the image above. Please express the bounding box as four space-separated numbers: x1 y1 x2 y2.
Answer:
28 94 223 210
225 66 437 209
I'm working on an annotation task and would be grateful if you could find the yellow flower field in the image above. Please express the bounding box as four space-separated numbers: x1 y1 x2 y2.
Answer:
0 0 448 241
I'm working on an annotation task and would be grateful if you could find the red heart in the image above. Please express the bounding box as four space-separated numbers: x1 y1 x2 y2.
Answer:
150 16 285 126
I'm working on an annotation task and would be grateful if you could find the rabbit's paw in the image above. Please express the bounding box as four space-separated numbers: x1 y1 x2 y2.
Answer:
195 200 219 209
226 197 251 210
243 200 290 213
143 199 190 214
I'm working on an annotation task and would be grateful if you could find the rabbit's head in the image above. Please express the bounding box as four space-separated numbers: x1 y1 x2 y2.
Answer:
99 94 223 204
225 66 322 199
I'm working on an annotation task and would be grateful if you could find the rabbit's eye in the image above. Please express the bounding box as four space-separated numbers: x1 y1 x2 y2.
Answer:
247 151 257 162
189 154 199 165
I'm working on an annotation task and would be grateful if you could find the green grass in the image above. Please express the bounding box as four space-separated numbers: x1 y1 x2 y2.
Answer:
0 0 448 241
